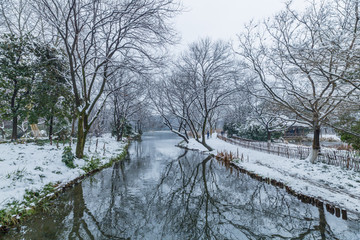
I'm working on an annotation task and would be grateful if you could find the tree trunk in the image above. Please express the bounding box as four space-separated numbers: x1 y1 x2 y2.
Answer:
116 127 122 141
71 114 77 137
184 128 189 140
267 131 271 142
200 132 213 151
49 115 54 141
0 128 5 140
11 115 18 141
75 114 87 158
137 121 142 134
118 124 124 141
308 125 321 164
69 184 94 239
267 130 271 145
170 129 189 143
201 115 213 151
318 204 327 240
267 130 271 150
201 139 213 151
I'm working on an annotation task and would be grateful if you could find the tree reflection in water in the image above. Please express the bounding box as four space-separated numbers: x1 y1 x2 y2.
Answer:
4 133 360 240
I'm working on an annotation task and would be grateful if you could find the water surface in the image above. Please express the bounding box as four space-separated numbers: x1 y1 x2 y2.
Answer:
3 131 360 239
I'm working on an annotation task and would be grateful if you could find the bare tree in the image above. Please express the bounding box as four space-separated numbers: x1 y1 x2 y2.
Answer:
0 0 39 36
237 0 360 163
179 38 238 150
33 0 179 157
150 71 194 143
108 69 147 141
152 38 238 150
246 94 292 144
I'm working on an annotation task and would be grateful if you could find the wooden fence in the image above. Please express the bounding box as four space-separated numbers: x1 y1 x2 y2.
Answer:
217 135 360 171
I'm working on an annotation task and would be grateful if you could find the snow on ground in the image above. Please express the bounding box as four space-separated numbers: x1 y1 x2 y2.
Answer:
183 134 360 219
306 133 341 142
320 133 341 142
0 134 126 211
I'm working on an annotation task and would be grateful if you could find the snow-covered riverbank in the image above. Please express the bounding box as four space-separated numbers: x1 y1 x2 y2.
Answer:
0 134 127 226
180 135 360 220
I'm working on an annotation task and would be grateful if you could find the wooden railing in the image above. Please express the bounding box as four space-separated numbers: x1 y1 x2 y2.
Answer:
217 135 360 171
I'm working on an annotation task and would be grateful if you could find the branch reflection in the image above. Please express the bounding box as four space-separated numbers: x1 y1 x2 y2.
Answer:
5 134 359 240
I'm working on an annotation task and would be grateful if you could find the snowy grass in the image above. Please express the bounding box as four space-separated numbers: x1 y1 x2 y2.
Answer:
182 134 360 220
0 133 128 228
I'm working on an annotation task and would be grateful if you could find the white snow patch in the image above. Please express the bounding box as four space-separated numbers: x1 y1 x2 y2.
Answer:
0 133 126 211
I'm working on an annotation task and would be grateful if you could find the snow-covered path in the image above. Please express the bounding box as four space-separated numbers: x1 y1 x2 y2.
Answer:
182 135 360 219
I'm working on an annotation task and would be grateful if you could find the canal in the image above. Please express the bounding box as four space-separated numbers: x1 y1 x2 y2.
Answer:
3 131 360 239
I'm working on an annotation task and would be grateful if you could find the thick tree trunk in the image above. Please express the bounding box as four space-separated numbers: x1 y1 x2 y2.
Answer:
11 115 18 141
267 130 271 147
308 125 321 164
75 114 87 158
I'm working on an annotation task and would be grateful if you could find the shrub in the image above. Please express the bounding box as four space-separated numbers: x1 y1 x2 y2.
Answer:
62 146 75 168
0 183 56 227
82 156 101 172
339 121 360 150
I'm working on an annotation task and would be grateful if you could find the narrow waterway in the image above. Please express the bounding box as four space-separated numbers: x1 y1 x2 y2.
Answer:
3 131 360 239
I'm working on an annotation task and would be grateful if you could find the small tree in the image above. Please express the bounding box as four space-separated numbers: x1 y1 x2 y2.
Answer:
335 110 360 150
339 122 360 150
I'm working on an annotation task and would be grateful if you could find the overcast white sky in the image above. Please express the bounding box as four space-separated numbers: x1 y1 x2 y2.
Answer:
175 0 309 50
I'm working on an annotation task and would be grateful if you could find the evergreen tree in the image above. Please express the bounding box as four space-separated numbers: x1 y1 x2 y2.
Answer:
336 113 360 150
0 34 36 141
29 43 73 140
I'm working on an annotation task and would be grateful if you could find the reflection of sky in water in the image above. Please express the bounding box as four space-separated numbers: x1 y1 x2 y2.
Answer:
4 131 360 240
141 131 183 158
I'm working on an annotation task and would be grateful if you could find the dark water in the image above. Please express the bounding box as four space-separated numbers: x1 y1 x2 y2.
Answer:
3 131 360 239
